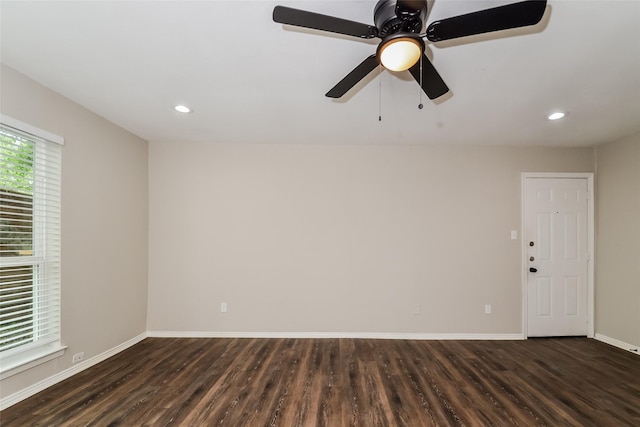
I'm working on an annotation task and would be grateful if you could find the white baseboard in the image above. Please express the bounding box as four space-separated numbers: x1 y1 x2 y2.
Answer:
147 331 525 340
0 332 147 411
594 333 640 355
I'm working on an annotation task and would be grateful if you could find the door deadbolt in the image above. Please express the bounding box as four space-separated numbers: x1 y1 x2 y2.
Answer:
529 241 535 247
530 256 535 261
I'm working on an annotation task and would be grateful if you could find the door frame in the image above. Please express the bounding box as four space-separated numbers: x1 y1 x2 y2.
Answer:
521 172 595 338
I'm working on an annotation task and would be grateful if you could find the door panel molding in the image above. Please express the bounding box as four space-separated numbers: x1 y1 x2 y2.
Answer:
521 173 594 338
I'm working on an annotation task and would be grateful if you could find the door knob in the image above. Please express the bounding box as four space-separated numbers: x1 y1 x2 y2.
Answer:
529 267 537 273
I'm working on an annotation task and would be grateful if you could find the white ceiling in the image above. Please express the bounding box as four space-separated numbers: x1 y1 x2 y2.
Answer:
1 0 639 147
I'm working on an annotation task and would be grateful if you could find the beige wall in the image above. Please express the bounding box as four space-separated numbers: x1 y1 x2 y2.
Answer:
595 132 640 347
0 65 149 399
148 142 593 335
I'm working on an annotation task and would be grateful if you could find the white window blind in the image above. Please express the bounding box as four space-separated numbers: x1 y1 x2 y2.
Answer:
0 121 62 360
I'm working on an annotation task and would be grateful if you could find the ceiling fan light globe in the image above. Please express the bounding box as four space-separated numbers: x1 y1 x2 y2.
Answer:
379 37 422 72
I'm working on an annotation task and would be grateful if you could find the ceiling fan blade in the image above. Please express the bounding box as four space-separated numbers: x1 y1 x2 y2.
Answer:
273 6 378 39
408 54 449 99
326 55 379 98
426 0 547 42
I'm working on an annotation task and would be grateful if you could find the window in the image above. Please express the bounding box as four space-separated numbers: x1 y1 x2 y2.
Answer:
0 117 63 376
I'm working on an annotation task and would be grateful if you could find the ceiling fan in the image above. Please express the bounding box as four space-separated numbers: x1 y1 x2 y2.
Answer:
273 0 547 100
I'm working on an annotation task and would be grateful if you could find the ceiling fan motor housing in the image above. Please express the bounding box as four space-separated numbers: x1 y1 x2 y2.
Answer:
374 0 427 37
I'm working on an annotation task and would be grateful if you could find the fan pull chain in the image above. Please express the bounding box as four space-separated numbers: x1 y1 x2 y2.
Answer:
378 65 383 121
418 54 424 110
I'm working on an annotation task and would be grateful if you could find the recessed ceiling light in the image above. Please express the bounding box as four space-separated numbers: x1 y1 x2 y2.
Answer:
174 105 191 113
547 112 566 121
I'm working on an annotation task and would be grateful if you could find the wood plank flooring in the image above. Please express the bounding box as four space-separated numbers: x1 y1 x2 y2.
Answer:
1 337 639 426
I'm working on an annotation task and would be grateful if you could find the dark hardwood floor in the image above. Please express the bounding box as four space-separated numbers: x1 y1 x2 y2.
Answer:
2 337 639 426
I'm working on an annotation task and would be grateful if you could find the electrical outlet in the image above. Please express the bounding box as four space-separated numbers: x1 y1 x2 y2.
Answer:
220 302 228 313
72 352 85 363
412 304 421 315
485 304 492 314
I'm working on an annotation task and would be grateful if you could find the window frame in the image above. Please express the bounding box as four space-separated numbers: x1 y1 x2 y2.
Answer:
0 115 65 379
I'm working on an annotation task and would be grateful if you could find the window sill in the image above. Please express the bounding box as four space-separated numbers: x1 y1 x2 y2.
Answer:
0 344 67 380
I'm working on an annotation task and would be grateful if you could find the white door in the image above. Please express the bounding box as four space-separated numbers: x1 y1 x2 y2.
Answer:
524 178 589 337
